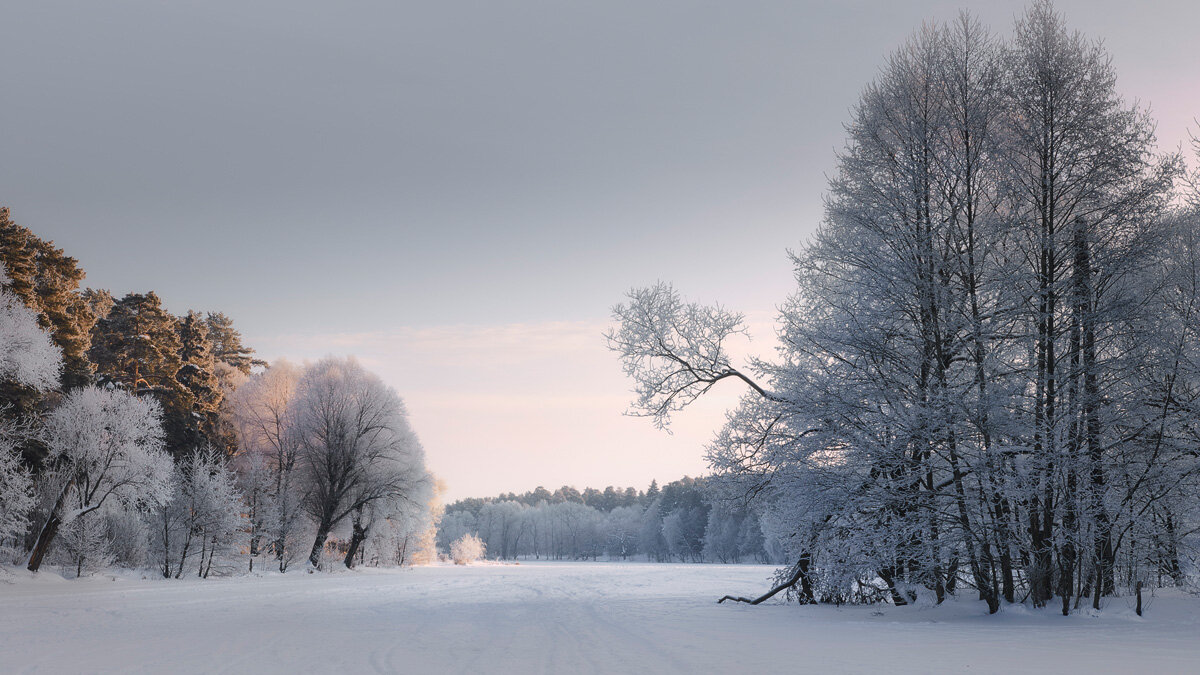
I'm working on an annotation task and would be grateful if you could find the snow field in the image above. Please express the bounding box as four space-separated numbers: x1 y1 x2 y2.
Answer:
2 561 1198 674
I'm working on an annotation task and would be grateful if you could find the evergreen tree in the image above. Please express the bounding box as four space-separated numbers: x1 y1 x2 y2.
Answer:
0 207 99 389
206 312 262 375
0 208 38 308
81 288 114 323
177 311 226 452
643 479 660 506
89 292 194 455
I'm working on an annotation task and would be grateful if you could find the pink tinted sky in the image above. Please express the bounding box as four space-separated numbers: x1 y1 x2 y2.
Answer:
254 315 777 500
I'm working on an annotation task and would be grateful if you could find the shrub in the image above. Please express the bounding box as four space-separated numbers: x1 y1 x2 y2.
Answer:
450 533 485 565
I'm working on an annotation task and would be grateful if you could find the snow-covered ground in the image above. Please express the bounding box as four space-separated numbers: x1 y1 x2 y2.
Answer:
2 561 1198 674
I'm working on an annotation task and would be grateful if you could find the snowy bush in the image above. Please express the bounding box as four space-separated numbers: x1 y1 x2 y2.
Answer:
0 419 35 551
53 510 114 578
450 533 485 565
150 448 245 579
104 505 150 568
0 284 62 392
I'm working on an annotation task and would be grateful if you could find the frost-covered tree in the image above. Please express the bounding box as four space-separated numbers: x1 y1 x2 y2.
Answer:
437 510 477 555
608 3 1186 614
638 497 668 562
477 500 529 560
291 357 429 568
103 504 150 569
0 419 37 552
0 276 62 548
702 507 744 564
605 504 643 559
150 448 244 579
27 387 172 572
1 282 63 393
53 509 113 577
363 477 443 567
228 360 304 571
342 465 433 568
1 207 99 390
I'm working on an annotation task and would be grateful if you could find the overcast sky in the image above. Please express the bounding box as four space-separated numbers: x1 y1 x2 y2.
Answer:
2 0 1197 499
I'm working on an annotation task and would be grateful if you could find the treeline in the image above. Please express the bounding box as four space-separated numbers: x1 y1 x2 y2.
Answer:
0 207 256 462
438 477 786 564
610 2 1200 614
0 208 436 577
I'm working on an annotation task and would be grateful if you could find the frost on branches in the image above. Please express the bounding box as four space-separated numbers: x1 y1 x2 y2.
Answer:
0 283 62 393
450 533 485 565
0 419 36 551
27 387 172 572
150 447 244 579
606 282 783 429
609 3 1200 615
0 273 61 552
228 359 305 571
291 357 432 568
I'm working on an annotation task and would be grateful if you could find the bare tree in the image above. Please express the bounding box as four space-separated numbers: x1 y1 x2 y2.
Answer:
291 357 428 568
228 359 303 571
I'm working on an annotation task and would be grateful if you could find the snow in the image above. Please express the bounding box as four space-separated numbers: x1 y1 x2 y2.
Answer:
2 562 1198 674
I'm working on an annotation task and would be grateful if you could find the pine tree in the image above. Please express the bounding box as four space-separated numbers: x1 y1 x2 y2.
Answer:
0 209 37 303
205 312 262 375
643 479 660 506
0 208 99 389
176 311 227 453
89 292 194 456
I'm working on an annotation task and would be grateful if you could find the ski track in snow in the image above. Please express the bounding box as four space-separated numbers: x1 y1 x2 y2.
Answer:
2 561 1198 674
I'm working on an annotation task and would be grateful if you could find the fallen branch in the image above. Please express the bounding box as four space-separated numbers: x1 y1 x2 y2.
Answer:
717 564 807 605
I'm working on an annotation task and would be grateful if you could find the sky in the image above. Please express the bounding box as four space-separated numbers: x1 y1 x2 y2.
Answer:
2 0 1197 500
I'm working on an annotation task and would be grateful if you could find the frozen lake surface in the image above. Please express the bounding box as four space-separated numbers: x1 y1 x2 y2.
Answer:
2 561 1198 674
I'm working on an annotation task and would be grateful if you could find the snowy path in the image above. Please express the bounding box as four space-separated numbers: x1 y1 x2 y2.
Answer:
2 562 1198 674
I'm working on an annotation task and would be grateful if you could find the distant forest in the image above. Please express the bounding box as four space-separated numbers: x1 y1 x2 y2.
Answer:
439 477 786 564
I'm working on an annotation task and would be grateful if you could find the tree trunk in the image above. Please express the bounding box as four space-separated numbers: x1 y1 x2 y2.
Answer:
878 567 909 606
308 520 332 568
27 479 74 573
175 528 193 580
343 521 368 569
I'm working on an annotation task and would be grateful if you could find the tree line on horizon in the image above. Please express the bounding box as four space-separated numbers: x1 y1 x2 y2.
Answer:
439 477 787 564
0 208 436 577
